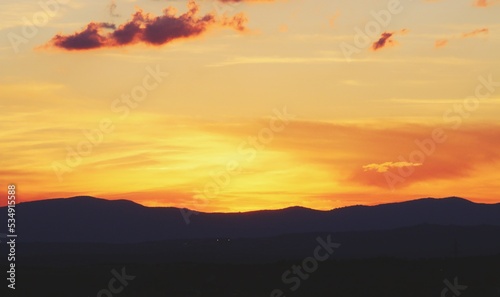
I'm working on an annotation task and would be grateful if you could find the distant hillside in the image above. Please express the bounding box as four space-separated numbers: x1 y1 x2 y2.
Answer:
1 196 499 243
15 225 500 264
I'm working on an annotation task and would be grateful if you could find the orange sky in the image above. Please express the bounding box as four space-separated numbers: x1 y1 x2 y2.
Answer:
0 0 499 211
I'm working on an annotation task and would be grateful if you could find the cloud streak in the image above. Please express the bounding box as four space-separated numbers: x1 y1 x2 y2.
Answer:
435 28 489 48
461 28 489 38
371 29 407 51
474 0 500 7
363 161 422 173
47 1 247 51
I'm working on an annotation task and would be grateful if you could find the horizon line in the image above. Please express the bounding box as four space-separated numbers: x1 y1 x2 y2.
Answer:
6 195 497 214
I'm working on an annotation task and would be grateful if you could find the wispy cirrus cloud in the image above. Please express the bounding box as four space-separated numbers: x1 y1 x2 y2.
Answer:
461 28 489 37
435 39 449 48
363 161 422 173
435 28 489 48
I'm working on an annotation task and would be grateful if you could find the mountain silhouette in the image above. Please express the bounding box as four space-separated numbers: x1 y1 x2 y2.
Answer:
4 196 500 297
2 196 499 243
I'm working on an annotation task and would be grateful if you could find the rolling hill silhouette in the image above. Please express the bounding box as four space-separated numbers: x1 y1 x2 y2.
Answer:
2 196 499 243
3 196 500 297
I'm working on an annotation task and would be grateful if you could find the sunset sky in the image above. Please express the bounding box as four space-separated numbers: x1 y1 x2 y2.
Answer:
1 0 499 211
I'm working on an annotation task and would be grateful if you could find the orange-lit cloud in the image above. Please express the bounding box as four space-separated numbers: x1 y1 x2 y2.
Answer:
363 161 422 173
372 32 394 51
3 116 500 211
46 1 247 51
474 0 500 7
329 11 340 28
371 29 407 51
435 39 448 48
435 28 488 48
346 126 500 189
462 28 489 37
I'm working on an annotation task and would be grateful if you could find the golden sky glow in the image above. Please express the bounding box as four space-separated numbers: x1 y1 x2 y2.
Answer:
0 0 499 211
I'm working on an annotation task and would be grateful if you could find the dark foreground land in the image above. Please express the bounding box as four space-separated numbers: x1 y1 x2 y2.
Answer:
2 197 500 296
5 254 500 297
2 235 500 297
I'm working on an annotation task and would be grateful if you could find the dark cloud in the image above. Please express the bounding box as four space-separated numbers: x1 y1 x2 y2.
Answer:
371 29 407 51
372 32 394 51
47 1 247 51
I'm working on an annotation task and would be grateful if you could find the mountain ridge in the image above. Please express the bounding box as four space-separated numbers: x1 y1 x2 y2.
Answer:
2 196 499 243
17 195 496 213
